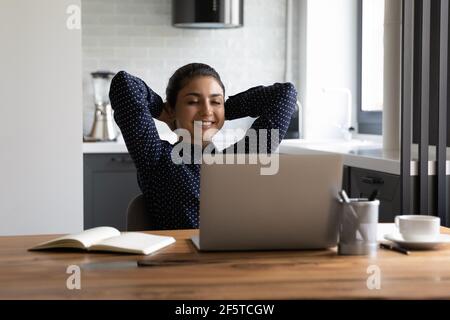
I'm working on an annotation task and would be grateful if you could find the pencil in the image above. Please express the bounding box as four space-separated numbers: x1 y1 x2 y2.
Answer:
379 243 410 255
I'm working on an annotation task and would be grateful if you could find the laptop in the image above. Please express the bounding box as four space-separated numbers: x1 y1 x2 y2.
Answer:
191 153 344 251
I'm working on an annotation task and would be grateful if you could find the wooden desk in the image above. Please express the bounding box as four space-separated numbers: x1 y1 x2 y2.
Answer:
1 227 450 299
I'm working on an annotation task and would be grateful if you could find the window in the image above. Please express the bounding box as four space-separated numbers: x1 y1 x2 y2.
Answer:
358 0 384 134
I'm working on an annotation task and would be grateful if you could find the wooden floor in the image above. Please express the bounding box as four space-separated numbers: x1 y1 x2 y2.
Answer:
1 227 450 299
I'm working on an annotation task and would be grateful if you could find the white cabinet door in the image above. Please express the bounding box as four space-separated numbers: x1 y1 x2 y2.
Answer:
0 0 82 235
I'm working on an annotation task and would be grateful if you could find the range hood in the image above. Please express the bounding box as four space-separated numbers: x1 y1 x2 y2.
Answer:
172 0 243 29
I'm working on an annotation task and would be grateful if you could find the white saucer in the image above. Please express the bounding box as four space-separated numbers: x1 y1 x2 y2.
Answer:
384 233 450 250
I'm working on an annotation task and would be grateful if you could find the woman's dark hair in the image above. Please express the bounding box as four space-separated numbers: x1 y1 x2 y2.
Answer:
165 63 225 109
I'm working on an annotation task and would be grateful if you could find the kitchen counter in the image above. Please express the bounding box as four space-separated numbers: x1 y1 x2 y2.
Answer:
83 137 450 176
279 139 399 174
279 139 450 176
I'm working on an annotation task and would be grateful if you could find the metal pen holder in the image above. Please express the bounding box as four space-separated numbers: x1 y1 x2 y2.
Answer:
338 198 380 256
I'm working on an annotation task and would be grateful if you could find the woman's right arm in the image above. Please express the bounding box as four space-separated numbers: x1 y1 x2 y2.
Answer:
109 71 164 168
224 83 297 153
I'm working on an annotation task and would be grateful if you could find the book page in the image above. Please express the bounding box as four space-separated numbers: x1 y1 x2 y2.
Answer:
89 232 176 255
30 226 120 250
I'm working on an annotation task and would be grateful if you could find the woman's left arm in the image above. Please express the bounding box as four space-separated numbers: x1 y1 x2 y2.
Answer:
224 82 298 152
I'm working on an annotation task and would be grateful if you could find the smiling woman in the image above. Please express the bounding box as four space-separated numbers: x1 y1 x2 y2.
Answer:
160 63 226 146
109 63 297 230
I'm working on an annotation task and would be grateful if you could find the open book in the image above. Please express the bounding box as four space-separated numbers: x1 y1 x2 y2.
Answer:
29 227 175 255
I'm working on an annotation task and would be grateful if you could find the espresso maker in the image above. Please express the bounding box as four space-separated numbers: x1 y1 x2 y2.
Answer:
84 71 118 142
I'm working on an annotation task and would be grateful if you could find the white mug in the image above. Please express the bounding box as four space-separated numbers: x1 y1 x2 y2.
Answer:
395 215 440 241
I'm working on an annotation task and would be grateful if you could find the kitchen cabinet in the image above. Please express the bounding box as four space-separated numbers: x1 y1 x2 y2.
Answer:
346 166 449 222
343 165 401 222
342 166 350 193
348 167 401 222
84 154 140 231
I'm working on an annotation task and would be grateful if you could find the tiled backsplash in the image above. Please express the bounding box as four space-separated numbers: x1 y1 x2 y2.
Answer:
82 0 287 136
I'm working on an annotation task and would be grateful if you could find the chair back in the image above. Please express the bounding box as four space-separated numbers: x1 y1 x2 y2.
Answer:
126 194 153 231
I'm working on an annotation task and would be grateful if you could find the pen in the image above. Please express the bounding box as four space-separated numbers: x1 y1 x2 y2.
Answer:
379 243 410 255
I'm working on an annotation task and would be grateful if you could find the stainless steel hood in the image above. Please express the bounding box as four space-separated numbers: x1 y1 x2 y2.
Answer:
172 0 243 29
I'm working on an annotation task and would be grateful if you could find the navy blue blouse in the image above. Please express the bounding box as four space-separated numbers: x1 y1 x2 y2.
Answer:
109 71 297 230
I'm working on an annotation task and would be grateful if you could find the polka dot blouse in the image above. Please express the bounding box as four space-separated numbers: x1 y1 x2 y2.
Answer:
109 71 297 230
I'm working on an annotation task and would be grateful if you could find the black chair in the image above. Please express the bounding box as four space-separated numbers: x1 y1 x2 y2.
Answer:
126 194 153 231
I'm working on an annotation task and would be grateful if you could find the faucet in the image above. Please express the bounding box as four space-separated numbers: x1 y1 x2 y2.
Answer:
321 87 354 141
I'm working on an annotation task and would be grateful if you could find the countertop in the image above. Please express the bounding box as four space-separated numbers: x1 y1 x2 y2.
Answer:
83 137 450 176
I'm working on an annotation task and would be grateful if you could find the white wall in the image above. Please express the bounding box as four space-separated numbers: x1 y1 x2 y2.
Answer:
0 0 83 235
81 0 288 136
